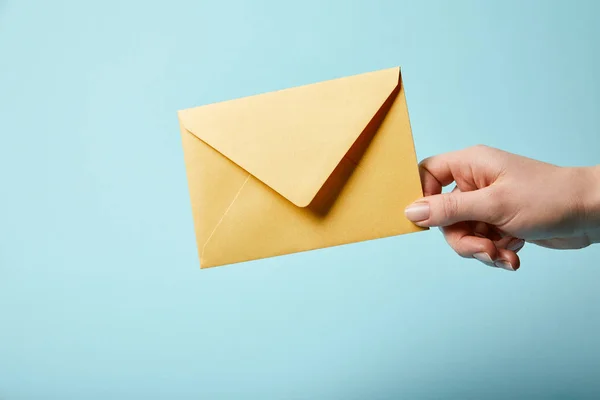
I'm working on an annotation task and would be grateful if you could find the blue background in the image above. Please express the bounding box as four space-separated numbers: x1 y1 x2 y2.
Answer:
1 0 599 398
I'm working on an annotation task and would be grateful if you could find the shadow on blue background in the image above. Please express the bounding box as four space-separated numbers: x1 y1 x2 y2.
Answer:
1 0 599 399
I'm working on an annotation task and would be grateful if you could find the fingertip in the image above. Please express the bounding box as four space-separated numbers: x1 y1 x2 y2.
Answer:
404 201 431 226
418 163 443 197
476 237 500 261
496 248 521 271
507 238 525 253
447 234 499 261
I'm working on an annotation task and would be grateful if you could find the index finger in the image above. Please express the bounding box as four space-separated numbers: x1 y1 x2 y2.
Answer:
418 145 500 197
419 152 458 197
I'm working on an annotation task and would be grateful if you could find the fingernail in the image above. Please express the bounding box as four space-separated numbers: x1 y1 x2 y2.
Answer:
473 252 495 266
507 238 525 252
405 202 430 222
495 260 517 271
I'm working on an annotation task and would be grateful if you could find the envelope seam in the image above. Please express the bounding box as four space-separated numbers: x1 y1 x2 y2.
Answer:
201 174 251 263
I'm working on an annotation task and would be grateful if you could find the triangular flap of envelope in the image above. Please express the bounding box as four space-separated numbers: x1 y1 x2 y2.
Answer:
178 67 401 207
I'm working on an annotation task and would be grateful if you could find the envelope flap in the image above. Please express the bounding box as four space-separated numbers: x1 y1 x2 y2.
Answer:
178 67 401 207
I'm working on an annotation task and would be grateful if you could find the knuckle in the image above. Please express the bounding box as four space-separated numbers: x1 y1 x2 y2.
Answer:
442 195 460 220
472 144 490 152
468 144 496 158
442 230 469 258
452 236 476 259
418 156 431 167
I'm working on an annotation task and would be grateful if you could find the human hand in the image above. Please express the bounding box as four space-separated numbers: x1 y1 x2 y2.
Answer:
404 145 600 271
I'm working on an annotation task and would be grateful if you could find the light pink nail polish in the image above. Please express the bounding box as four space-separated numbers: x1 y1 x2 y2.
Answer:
507 239 525 252
495 260 516 271
473 252 495 266
404 202 430 222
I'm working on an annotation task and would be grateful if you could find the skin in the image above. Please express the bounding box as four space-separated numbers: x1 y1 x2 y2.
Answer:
404 145 600 271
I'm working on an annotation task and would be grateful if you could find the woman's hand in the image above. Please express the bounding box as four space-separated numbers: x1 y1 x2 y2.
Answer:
404 145 600 271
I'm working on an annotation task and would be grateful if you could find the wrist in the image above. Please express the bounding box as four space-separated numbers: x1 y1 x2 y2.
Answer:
578 165 600 244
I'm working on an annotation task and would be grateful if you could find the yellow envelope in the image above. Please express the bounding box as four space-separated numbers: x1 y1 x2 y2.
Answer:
178 66 426 268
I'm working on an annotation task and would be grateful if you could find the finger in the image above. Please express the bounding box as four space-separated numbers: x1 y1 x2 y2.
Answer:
437 187 519 271
419 154 458 189
455 191 501 241
472 222 502 240
419 145 500 190
442 224 522 271
442 223 499 265
405 188 499 228
488 226 504 241
495 248 521 271
496 236 525 252
420 164 445 197
473 221 489 238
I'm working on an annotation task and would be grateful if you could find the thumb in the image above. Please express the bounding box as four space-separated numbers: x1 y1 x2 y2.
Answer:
405 188 498 227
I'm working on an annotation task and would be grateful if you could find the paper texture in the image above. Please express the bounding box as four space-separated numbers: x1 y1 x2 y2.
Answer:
178 66 426 268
